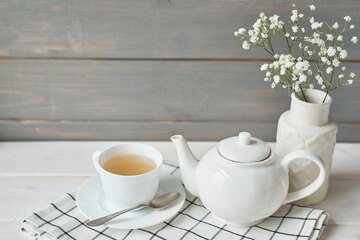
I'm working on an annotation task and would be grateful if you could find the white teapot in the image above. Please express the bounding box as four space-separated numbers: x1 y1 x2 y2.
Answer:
171 132 325 227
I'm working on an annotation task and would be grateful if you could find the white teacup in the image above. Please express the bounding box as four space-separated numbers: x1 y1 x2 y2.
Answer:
92 143 163 210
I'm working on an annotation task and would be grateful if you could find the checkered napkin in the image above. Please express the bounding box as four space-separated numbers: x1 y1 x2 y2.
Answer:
21 163 329 240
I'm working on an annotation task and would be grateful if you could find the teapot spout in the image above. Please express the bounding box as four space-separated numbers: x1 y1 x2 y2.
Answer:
171 135 199 197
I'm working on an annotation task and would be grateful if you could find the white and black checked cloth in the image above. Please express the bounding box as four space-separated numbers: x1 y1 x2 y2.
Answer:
21 163 329 240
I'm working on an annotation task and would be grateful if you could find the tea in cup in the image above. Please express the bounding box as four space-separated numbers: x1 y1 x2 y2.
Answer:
102 154 156 176
92 143 163 210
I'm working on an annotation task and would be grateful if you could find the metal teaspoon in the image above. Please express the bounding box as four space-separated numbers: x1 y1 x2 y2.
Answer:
86 191 181 227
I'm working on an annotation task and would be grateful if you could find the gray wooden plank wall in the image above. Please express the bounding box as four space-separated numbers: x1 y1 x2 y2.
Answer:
0 0 359 141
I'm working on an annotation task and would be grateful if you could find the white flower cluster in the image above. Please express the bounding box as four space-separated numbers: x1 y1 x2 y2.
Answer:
234 4 358 100
261 54 313 91
234 12 283 53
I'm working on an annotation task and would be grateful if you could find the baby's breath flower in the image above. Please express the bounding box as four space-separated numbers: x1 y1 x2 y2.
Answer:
310 17 314 24
309 83 314 89
311 22 323 29
294 83 301 92
350 25 355 29
333 22 339 29
333 58 340 67
273 75 280 83
292 25 298 33
260 64 269 71
316 75 324 85
351 36 358 44
342 66 346 71
344 16 352 22
347 79 353 84
326 34 334 41
327 47 336 57
309 5 316 11
280 66 286 75
238 28 246 34
340 49 348 59
338 74 344 79
313 32 320 38
242 41 250 50
299 74 307 83
273 61 280 69
350 72 356 78
269 14 283 30
337 35 343 41
253 19 261 29
250 35 259 43
326 67 333 74
290 9 298 22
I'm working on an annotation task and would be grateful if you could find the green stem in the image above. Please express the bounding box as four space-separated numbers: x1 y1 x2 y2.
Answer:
282 26 292 54
342 22 348 33
263 47 275 57
299 85 308 102
267 37 276 55
284 69 301 99
323 67 335 103
255 41 275 57
309 61 326 86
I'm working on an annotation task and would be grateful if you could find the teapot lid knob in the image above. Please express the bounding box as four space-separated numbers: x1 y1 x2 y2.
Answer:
238 132 251 145
218 131 271 163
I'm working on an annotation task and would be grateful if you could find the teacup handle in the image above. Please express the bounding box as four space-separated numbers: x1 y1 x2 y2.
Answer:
281 150 326 204
92 151 103 173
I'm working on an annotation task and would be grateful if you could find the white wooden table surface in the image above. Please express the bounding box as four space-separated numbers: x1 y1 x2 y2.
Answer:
1 141 359 239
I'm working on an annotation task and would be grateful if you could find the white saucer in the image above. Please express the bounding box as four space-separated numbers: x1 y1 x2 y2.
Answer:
76 172 185 229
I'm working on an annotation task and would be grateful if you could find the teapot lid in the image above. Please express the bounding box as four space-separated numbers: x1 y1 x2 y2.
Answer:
218 132 270 163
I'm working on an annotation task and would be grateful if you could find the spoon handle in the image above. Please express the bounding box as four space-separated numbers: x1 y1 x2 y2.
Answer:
86 203 147 227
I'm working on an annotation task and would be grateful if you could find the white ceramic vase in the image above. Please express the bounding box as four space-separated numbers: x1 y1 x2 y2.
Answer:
276 89 338 205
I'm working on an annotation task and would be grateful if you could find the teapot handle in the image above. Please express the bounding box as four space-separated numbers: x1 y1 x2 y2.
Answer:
281 150 326 204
